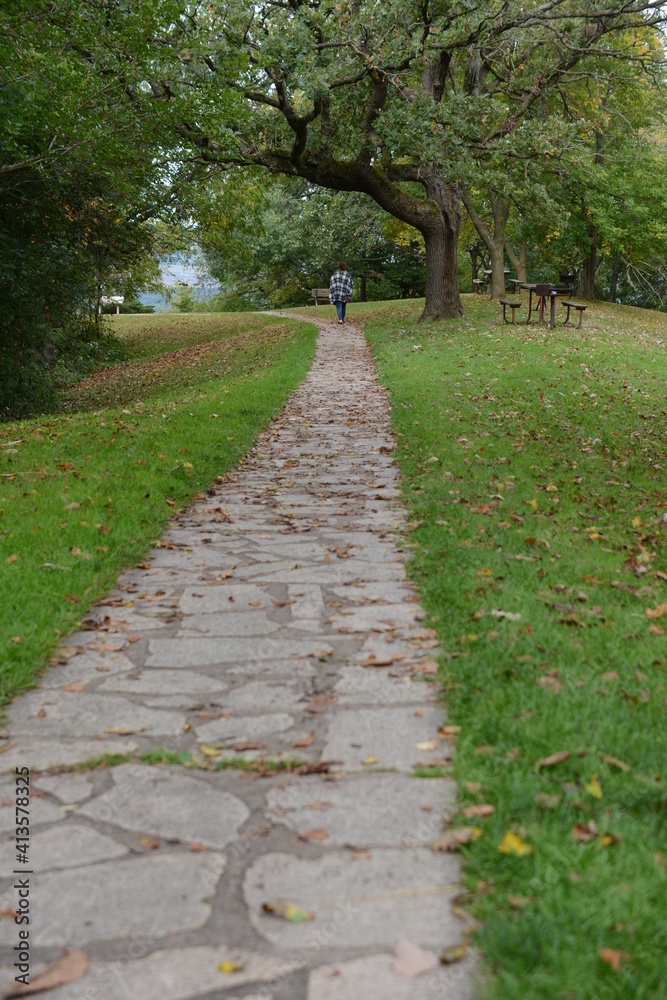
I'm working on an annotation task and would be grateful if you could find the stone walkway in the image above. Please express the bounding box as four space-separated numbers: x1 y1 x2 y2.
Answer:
0 319 473 999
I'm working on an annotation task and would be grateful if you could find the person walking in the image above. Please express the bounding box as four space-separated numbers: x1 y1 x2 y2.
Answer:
329 261 353 324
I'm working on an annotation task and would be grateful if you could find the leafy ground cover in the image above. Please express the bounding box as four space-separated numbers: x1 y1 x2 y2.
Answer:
0 312 316 701
358 294 667 999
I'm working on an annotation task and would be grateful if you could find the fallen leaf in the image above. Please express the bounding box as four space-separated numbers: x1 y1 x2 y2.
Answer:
199 744 222 757
602 755 631 772
491 609 522 621
429 827 483 852
233 740 266 752
508 894 538 908
362 654 394 668
217 960 245 975
103 725 150 735
535 792 560 810
292 732 315 748
585 776 603 799
440 945 468 965
299 828 328 842
498 831 533 856
601 670 619 682
415 739 439 752
572 821 598 842
599 948 629 973
262 900 314 922
461 804 495 818
363 756 379 765
438 725 462 737
536 751 571 769
393 939 438 977
63 683 86 693
188 843 206 852
2 948 89 997
648 623 665 635
5 554 17 564
138 836 160 851
646 602 667 620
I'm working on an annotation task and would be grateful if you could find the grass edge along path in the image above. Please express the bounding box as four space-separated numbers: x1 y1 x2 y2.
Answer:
0 315 317 702
361 296 667 1000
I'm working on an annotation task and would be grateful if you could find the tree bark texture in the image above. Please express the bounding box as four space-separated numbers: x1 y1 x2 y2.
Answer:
505 240 527 283
608 259 621 302
579 220 598 299
461 187 508 298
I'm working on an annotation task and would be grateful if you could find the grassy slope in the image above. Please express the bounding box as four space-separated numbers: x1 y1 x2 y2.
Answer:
0 312 317 701
359 295 667 999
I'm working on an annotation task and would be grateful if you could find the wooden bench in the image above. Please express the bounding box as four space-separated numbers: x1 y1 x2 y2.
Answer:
310 288 330 305
500 299 522 325
561 300 587 328
472 278 485 295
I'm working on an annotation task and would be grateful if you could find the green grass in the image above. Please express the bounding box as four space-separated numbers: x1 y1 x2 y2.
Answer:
360 294 667 999
0 312 317 701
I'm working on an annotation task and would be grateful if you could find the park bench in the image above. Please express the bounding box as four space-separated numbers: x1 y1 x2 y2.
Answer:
561 300 587 328
472 278 485 295
310 287 330 305
500 298 522 325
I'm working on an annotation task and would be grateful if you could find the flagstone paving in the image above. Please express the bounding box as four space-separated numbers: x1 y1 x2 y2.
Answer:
0 318 474 998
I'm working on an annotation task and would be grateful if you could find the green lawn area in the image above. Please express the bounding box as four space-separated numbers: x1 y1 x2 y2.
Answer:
355 294 666 999
0 312 317 701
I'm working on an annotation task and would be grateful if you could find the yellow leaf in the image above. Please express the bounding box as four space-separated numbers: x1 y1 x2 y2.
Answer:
528 499 538 510
199 745 221 757
415 740 439 751
262 900 314 922
585 776 603 799
363 756 379 765
546 484 558 492
498 831 533 856
588 531 601 540
632 516 642 528
217 960 245 974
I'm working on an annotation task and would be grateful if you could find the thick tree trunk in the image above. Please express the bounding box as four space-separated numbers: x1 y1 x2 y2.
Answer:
488 192 508 297
419 176 463 321
579 223 598 299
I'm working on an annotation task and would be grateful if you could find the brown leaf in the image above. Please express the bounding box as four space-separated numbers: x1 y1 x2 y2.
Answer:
292 732 315 748
601 671 619 682
440 944 468 965
138 836 160 851
508 895 538 908
233 740 267 752
189 843 206 852
299 828 329 842
536 751 571 769
362 654 394 668
599 948 628 973
393 939 438 977
262 900 314 922
535 792 560 810
304 694 334 714
461 804 495 818
602 755 631 772
2 949 89 997
646 601 667 620
63 683 86 693
429 827 483 852
571 822 598 843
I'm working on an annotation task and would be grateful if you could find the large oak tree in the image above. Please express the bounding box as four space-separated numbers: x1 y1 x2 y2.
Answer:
161 0 667 319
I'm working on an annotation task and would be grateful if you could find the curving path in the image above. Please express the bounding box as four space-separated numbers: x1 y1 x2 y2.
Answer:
0 318 473 999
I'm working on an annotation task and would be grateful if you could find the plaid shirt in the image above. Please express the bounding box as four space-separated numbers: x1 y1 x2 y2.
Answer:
329 269 353 303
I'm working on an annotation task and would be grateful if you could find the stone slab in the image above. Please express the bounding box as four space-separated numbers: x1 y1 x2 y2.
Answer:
266 773 455 847
98 669 227 695
0 739 139 775
0 822 128 876
6 691 184 738
307 953 475 1000
244 849 461 950
33 773 94 804
147 637 333 667
194 712 295 743
333 668 426 706
43 947 302 1000
321 706 447 772
78 765 249 848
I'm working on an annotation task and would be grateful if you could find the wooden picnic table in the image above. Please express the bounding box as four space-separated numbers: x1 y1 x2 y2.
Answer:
519 282 572 328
